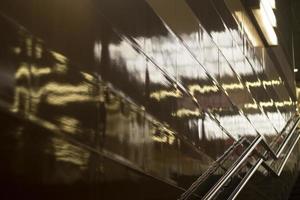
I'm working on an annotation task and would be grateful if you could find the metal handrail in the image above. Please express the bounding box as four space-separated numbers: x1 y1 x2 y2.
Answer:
277 132 300 176
179 115 300 200
227 128 300 200
202 136 263 200
276 117 300 157
179 137 248 200
227 158 264 200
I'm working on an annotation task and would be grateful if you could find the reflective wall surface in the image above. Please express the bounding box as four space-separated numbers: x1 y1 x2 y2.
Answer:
0 0 298 199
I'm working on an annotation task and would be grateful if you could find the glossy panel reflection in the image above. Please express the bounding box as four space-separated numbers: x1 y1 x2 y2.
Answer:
0 0 297 199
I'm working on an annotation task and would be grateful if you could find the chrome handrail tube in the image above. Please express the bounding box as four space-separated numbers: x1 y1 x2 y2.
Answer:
179 137 247 200
260 117 300 161
202 136 263 200
276 117 300 157
227 158 264 200
277 131 300 176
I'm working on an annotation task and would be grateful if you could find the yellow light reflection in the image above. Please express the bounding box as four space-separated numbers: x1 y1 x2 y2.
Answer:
15 63 30 79
150 89 182 101
26 38 32 57
151 78 282 101
13 80 93 107
244 99 294 109
244 102 258 109
172 108 201 118
51 51 68 64
15 64 68 79
53 138 88 168
58 116 80 134
81 72 96 82
47 94 92 106
11 86 31 113
12 47 21 55
152 134 175 145
31 66 51 76
151 125 176 145
188 84 218 95
246 80 261 88
222 83 244 90
35 43 43 59
263 79 281 87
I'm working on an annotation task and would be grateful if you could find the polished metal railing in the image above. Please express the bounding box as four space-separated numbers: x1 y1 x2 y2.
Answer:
179 136 248 200
179 115 300 200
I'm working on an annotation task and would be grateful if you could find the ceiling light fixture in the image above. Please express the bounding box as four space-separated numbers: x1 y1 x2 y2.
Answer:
248 0 278 46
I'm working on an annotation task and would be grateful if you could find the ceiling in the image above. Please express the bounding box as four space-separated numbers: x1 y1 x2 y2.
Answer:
291 0 300 81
